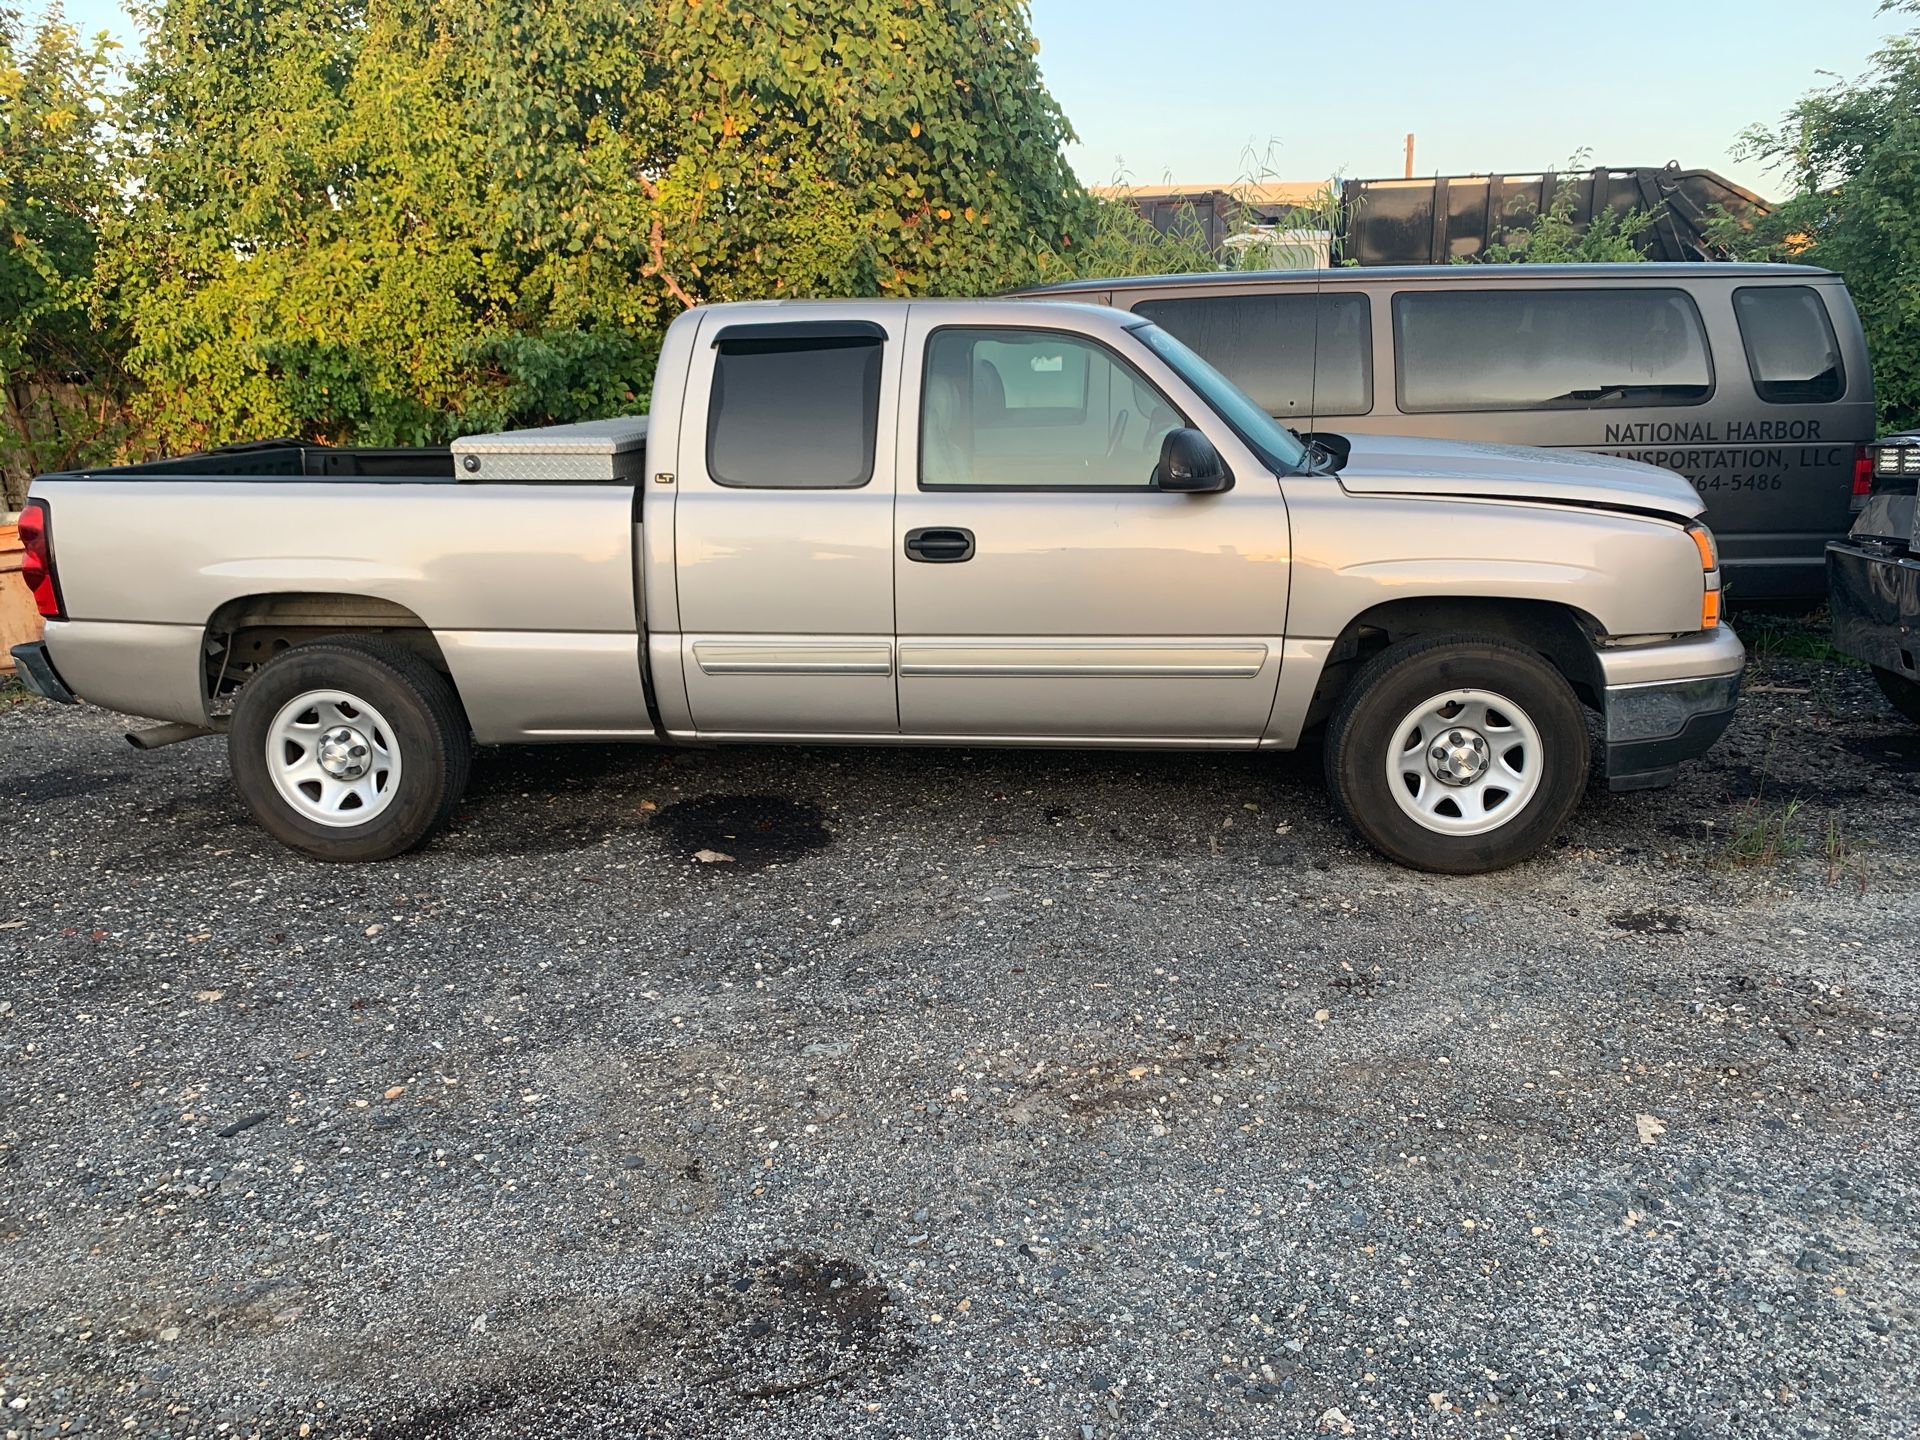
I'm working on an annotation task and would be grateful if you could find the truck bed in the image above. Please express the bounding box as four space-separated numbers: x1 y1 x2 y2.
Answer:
30 418 656 740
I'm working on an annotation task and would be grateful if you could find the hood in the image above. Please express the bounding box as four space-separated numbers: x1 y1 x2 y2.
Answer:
1332 433 1705 521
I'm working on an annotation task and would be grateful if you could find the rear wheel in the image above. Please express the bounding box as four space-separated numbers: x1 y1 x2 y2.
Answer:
1873 666 1920 726
1324 635 1589 874
229 638 470 861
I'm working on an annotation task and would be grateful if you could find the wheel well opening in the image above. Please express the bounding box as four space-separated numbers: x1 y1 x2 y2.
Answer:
1307 597 1606 729
204 593 450 707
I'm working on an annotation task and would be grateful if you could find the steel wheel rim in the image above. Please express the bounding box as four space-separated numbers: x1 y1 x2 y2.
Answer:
266 689 403 828
1385 687 1544 838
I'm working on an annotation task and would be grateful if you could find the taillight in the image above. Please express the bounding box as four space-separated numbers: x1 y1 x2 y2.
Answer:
1852 446 1874 505
1868 437 1920 493
17 499 63 619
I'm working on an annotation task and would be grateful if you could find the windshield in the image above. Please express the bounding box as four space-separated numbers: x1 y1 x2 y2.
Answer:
1132 322 1309 473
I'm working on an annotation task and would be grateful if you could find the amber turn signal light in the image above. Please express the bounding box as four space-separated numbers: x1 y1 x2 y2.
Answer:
1687 524 1718 573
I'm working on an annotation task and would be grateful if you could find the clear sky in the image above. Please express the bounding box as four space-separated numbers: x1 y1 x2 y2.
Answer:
46 0 1905 203
1031 0 1901 199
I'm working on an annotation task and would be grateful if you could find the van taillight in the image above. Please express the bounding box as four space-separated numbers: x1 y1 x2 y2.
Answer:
1852 446 1874 504
18 499 63 619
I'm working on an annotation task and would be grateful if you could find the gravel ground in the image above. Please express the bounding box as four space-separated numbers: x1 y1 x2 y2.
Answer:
1 622 1915 1440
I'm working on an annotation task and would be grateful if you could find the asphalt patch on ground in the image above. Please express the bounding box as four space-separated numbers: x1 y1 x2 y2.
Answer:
651 794 833 870
363 1250 912 1438
698 1249 917 1400
1607 908 1691 935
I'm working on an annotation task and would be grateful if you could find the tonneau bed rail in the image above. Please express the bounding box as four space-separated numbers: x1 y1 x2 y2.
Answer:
37 415 652 485
41 440 459 483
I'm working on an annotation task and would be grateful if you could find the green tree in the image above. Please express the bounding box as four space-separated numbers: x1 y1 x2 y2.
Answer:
1725 1 1920 430
117 0 511 448
0 3 127 506
646 0 1092 298
116 0 1103 450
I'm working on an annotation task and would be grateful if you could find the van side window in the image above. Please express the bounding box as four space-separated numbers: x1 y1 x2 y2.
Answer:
1131 293 1372 419
707 335 882 489
920 328 1184 489
1393 289 1713 413
1733 286 1845 404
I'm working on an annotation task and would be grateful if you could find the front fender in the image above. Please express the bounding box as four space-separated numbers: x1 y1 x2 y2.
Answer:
1283 489 1705 641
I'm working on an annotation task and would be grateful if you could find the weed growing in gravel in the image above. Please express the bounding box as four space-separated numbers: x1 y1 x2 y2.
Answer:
1823 816 1871 893
0 678 41 710
1719 797 1806 868
1742 608 1859 669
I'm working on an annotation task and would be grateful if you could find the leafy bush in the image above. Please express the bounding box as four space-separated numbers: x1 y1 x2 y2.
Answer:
0 6 129 506
111 0 1106 452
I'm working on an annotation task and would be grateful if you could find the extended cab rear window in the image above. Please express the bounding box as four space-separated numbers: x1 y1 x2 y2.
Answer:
1733 285 1846 404
1393 287 1713 413
707 333 882 489
1130 291 1372 419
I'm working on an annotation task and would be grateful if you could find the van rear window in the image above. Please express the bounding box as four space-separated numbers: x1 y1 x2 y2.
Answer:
1733 286 1845 404
1393 288 1713 413
1131 292 1371 419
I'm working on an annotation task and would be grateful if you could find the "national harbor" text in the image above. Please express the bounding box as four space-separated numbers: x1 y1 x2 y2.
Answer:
1602 419 1824 444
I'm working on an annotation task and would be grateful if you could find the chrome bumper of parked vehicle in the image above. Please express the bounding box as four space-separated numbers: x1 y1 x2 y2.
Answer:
9 642 77 705
1598 627 1745 792
1827 537 1920 679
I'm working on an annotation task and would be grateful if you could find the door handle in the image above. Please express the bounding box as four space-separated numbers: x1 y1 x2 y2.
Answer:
904 526 975 563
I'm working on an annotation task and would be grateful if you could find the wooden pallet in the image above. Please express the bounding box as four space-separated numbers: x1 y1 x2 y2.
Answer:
0 523 45 674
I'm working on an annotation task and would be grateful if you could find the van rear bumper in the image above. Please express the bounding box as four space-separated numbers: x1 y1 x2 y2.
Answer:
1719 529 1852 603
1597 626 1745 791
1722 555 1826 602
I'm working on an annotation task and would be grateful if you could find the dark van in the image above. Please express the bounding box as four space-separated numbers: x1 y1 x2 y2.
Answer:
1014 263 1873 600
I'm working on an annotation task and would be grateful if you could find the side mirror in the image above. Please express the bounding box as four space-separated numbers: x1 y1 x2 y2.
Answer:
1156 428 1231 493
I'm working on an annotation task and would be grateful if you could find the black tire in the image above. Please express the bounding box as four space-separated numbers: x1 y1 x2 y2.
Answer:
228 637 471 861
1872 666 1920 727
1324 634 1590 875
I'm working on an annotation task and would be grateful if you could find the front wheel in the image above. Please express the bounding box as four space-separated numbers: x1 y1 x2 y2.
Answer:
1872 666 1920 727
229 638 471 861
1324 635 1590 874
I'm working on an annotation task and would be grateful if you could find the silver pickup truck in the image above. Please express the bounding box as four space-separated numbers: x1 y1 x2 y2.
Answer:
10 299 1743 873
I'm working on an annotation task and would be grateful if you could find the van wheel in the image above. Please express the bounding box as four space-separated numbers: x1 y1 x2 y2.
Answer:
1324 634 1589 874
229 638 471 862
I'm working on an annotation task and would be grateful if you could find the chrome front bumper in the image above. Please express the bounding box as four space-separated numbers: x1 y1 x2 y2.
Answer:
1597 626 1745 791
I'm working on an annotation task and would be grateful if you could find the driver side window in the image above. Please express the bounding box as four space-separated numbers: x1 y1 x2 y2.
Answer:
920 328 1184 489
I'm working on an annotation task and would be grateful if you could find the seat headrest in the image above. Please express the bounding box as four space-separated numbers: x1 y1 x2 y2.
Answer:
926 373 961 433
973 357 1007 421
